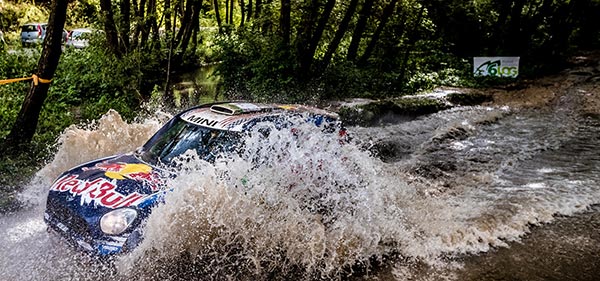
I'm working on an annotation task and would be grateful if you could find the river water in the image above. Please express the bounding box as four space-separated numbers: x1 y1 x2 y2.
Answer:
0 94 599 280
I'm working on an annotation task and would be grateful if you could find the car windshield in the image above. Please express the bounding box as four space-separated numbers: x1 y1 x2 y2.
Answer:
139 117 241 165
72 31 90 39
21 25 37 32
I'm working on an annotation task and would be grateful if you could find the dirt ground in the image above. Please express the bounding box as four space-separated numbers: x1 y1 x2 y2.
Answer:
455 52 600 281
488 51 600 117
354 52 600 281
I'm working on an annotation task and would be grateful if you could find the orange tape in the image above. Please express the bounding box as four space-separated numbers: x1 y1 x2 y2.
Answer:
0 74 52 86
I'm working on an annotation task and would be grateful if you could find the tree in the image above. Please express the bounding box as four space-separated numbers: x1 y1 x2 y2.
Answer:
120 0 131 51
3 0 68 149
347 0 374 61
100 0 121 55
295 0 320 76
214 0 223 32
321 0 359 69
301 0 336 73
280 0 291 46
359 0 399 64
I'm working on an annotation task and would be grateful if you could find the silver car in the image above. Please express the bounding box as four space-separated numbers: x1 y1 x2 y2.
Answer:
21 23 47 47
21 23 68 47
66 28 93 49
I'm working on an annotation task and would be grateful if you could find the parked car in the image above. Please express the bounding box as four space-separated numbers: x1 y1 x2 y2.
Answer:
44 102 343 255
21 23 68 47
66 28 93 49
21 23 46 47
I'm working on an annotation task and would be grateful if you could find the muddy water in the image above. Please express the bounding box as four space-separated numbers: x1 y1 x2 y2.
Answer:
1 99 599 280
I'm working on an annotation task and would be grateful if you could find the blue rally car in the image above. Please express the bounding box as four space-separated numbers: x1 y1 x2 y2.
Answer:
44 102 342 255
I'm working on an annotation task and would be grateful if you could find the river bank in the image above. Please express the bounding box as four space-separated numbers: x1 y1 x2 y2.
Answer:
349 52 600 281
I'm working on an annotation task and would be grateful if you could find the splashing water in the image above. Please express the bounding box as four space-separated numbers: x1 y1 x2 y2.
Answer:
1 104 599 280
120 119 413 279
1 110 166 281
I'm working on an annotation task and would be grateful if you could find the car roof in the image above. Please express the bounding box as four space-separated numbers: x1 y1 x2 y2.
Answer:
178 102 338 132
71 28 93 32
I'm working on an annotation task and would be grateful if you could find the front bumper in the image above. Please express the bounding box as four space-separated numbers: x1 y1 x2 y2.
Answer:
44 210 131 256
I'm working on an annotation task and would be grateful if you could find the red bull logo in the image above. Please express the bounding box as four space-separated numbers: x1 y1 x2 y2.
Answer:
83 162 163 191
50 174 146 209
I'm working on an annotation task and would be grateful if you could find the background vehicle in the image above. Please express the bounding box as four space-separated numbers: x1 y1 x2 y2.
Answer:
44 102 341 256
21 23 68 47
66 28 92 49
20 23 46 47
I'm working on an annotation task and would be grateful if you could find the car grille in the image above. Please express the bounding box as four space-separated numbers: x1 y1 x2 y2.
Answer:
47 197 93 241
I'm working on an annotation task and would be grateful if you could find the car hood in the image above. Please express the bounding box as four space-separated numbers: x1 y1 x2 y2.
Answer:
47 154 167 210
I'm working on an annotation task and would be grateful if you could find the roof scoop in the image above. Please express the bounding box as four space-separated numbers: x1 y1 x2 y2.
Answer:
210 105 239 115
210 103 274 116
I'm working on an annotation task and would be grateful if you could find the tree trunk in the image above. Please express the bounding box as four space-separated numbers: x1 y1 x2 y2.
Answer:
229 0 235 25
240 0 246 26
148 0 160 48
191 22 198 50
255 0 262 20
295 0 319 71
177 0 202 59
398 3 425 83
163 1 179 109
176 0 194 43
321 0 359 69
247 0 253 21
165 0 172 33
132 0 147 49
226 0 230 24
506 0 525 54
280 0 291 46
131 0 139 48
100 0 121 55
359 0 398 64
347 0 374 61
4 0 68 149
120 0 131 51
140 0 156 47
214 0 223 32
261 0 272 33
301 0 336 73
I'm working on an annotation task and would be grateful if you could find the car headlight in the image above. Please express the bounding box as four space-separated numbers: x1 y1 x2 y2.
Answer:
100 208 137 235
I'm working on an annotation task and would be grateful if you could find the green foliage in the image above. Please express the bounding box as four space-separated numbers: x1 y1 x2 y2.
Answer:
66 0 99 27
215 31 302 102
0 1 48 33
53 47 142 121
0 49 39 140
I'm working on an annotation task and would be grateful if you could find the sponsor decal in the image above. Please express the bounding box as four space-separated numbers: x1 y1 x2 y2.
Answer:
50 174 147 209
278 105 297 110
83 162 163 191
184 115 219 127
181 109 251 131
474 57 519 78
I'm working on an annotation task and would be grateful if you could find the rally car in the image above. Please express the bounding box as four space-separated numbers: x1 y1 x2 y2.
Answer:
44 102 342 255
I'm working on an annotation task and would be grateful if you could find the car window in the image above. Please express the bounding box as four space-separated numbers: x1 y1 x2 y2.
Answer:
72 31 91 39
140 118 241 164
21 25 37 32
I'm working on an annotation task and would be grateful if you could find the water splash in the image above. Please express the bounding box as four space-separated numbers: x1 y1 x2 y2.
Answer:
119 119 413 278
1 109 166 281
1 106 599 280
19 109 168 207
